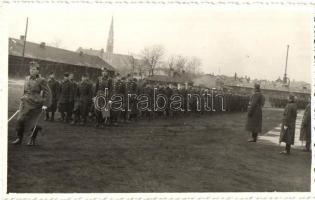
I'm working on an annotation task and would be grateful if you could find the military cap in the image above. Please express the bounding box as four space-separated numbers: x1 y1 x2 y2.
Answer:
64 72 69 77
288 94 295 102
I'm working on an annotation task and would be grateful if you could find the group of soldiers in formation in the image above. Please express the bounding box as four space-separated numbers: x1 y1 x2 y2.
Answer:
269 96 309 109
44 67 250 128
11 61 311 153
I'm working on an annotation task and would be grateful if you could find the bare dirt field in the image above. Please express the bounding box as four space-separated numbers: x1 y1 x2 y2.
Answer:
7 82 311 193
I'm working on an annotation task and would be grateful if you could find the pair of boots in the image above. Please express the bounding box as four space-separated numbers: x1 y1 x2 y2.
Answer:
247 132 258 142
303 142 311 152
11 126 42 146
280 144 291 155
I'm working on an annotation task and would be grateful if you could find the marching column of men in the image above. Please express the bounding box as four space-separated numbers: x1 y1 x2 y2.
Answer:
11 61 311 154
19 66 250 129
269 95 309 109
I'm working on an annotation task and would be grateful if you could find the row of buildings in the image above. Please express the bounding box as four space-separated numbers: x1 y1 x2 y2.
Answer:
8 17 310 101
9 36 192 86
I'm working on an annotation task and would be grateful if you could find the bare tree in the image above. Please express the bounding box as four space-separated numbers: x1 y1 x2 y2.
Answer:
140 45 165 76
186 57 202 75
165 55 177 76
174 55 187 72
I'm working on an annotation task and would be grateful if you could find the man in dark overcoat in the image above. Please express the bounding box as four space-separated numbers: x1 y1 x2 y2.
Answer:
45 72 60 121
58 73 71 122
127 78 138 121
94 67 113 127
68 73 77 122
279 94 297 154
246 83 265 142
300 101 311 152
72 74 93 125
279 94 297 155
12 61 52 145
109 74 122 126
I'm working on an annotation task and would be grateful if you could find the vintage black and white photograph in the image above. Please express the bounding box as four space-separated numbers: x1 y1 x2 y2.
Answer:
4 4 313 193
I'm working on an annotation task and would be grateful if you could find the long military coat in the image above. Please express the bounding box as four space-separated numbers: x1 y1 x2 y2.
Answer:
300 103 311 142
69 81 77 102
279 102 297 145
245 91 265 133
126 79 138 115
17 75 52 130
76 80 93 116
47 78 60 112
58 79 71 104
94 76 113 117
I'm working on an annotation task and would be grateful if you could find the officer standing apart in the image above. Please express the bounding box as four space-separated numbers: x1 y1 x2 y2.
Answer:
279 94 297 155
12 61 52 146
246 83 265 142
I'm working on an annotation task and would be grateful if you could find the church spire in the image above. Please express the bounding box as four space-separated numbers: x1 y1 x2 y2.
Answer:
106 16 114 54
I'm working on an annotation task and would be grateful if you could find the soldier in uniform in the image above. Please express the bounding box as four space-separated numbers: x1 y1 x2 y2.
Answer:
245 83 265 142
127 78 139 121
58 73 72 122
279 94 297 155
72 73 93 125
119 77 129 122
123 74 132 122
142 83 154 120
180 86 188 114
12 61 52 145
68 73 77 122
300 101 311 152
165 84 173 117
45 72 60 121
110 74 122 126
94 67 113 127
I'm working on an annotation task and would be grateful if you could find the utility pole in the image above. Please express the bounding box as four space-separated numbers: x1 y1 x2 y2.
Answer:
22 17 28 57
21 17 29 77
283 45 289 85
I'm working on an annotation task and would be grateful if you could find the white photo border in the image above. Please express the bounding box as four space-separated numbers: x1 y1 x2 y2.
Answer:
0 1 314 198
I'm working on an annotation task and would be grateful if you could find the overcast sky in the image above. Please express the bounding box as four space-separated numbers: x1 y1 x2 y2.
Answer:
7 4 313 83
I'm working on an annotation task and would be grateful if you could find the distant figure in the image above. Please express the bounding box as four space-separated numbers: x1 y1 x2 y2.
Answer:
246 83 265 142
279 94 297 155
300 101 311 152
12 61 51 145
